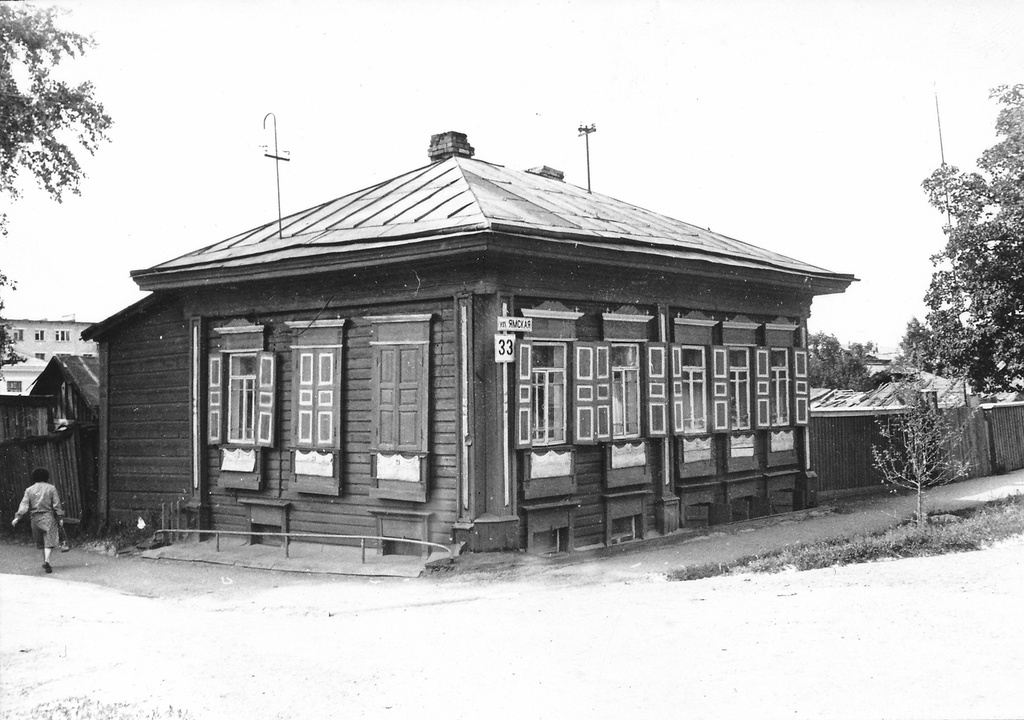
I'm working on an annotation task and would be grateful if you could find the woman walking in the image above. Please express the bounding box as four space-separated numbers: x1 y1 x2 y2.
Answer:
11 467 65 573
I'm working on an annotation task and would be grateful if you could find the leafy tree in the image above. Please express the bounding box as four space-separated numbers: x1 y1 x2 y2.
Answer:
0 271 21 375
872 377 973 526
897 317 941 374
1 3 113 236
807 332 877 390
922 84 1024 392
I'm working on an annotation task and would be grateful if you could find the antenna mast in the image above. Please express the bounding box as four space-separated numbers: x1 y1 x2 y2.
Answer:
934 91 952 227
578 123 596 193
262 113 291 238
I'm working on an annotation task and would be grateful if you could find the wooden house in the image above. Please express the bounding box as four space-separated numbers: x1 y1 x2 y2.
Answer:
84 131 854 554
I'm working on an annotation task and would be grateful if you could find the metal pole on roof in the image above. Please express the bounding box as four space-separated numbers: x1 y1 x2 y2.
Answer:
262 113 291 238
933 89 952 228
578 123 596 193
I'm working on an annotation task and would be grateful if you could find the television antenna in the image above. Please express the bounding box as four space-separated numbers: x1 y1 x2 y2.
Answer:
262 113 291 237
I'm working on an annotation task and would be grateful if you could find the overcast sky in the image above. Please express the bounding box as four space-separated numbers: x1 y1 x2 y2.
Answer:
3 0 1023 350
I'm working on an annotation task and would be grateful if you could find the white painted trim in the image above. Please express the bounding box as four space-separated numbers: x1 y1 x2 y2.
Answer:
520 308 584 321
602 312 654 324
364 313 433 323
213 324 264 335
674 317 719 327
284 319 347 330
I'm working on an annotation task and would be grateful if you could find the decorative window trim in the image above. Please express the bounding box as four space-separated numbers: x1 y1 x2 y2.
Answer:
520 308 584 321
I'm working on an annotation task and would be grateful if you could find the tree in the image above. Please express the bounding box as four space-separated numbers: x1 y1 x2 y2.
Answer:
922 84 1024 392
0 271 21 374
807 332 877 390
0 3 113 236
872 378 973 526
897 317 941 375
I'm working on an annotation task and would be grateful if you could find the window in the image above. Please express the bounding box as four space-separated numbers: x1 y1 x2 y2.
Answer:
531 343 567 445
12 329 24 342
770 349 790 426
674 346 707 434
611 344 641 438
55 330 71 342
34 330 45 341
6 381 22 393
208 323 276 449
728 348 751 430
228 353 258 443
368 314 431 501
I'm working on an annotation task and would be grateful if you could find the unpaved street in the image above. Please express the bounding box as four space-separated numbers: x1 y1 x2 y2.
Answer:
3 538 1024 720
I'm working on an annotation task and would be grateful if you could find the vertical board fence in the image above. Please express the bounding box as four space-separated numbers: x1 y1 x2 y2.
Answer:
811 403 1022 497
0 424 95 525
986 403 1024 474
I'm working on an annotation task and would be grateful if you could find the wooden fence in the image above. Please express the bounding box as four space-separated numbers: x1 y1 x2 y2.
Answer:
0 396 53 442
810 402 1023 497
0 424 96 525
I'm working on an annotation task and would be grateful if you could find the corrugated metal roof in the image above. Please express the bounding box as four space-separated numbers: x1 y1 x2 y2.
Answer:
137 155 852 284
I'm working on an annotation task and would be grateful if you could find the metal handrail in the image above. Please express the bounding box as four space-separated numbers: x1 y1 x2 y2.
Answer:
153 528 453 564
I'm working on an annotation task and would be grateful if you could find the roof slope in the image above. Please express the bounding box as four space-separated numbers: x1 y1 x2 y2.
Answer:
134 156 854 287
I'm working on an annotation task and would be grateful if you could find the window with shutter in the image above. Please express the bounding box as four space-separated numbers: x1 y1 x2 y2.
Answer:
711 346 730 433
287 320 345 495
792 348 809 425
367 314 432 502
645 342 668 437
574 342 612 444
255 351 276 448
529 342 567 447
672 345 708 435
515 340 534 449
208 353 223 443
755 348 771 428
210 322 271 490
770 348 791 426
610 343 641 439
728 347 751 431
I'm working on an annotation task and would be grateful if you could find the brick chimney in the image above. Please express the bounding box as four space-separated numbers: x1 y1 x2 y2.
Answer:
428 131 475 162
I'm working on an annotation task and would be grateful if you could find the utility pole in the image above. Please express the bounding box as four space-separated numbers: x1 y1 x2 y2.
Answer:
262 112 290 238
578 123 596 193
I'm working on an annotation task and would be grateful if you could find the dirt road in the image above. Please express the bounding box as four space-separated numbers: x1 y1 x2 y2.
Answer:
3 535 1024 720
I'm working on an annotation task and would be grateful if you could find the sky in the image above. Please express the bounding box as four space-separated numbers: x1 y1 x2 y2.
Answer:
3 0 1023 352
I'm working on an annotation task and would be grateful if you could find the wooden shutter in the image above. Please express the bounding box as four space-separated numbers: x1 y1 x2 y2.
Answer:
207 352 224 444
255 351 277 448
711 346 730 433
574 342 611 444
670 345 685 435
371 346 397 452
792 348 809 425
515 340 534 449
645 342 669 437
755 348 771 428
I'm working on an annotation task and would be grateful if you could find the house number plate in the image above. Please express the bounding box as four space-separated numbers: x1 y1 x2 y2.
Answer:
494 334 516 363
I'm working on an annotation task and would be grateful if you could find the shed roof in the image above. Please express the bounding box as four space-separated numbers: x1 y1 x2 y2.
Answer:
132 154 855 291
29 355 100 410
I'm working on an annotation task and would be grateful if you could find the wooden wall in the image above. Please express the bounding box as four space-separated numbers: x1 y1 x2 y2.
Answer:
201 300 459 548
106 302 192 517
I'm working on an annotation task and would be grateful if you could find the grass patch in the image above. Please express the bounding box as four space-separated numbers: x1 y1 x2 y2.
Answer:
668 493 1024 582
1 697 193 720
